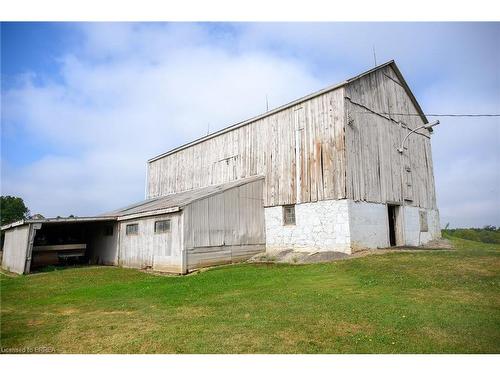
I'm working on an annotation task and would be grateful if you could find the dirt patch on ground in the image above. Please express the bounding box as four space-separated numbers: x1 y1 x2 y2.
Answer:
248 239 454 265
249 250 349 265
419 326 454 346
0 269 20 277
173 306 212 318
27 319 44 327
323 320 374 337
409 288 487 304
58 308 80 316
351 238 454 258
422 239 454 249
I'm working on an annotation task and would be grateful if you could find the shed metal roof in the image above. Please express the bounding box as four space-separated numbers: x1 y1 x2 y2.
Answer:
102 175 265 219
0 216 116 231
1 176 265 230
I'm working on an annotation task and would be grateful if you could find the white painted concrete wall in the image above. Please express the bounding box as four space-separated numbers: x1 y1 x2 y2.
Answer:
265 200 351 254
348 201 390 250
265 200 441 254
403 206 441 246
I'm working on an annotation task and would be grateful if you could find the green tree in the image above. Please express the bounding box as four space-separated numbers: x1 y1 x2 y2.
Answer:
0 196 30 226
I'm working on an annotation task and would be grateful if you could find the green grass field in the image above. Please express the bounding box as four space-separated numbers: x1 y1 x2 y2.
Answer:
1 235 499 353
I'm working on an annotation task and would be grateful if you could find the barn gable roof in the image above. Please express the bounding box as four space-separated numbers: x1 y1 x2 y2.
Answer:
148 60 428 163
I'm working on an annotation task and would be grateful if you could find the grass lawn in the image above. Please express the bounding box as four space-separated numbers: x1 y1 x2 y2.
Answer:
1 235 499 353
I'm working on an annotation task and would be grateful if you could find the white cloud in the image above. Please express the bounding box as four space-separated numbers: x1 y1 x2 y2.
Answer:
2 23 322 216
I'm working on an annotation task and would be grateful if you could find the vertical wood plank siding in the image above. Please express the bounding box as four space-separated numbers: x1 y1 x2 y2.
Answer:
183 179 266 270
183 179 265 249
118 213 183 269
1 224 30 274
344 65 437 209
147 89 346 207
147 64 436 210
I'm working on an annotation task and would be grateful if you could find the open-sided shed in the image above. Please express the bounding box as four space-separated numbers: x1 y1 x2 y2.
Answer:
1 217 117 274
1 176 265 274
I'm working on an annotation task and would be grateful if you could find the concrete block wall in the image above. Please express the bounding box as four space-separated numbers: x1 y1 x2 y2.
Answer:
265 199 351 254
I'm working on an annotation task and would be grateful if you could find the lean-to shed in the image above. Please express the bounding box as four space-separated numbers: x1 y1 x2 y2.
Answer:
108 175 265 273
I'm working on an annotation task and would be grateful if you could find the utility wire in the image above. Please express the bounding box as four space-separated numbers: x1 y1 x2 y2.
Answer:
381 113 500 117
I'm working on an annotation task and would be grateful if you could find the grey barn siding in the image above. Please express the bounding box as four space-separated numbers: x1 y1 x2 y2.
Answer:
344 64 437 209
1 225 31 274
115 178 266 273
118 213 184 270
146 62 436 211
147 89 346 207
183 179 266 270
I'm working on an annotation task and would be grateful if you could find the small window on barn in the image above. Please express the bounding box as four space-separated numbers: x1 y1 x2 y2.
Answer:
155 220 171 233
103 225 113 236
419 211 428 232
283 205 296 226
126 223 139 236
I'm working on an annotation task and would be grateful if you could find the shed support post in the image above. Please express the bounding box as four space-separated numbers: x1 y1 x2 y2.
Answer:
24 223 42 274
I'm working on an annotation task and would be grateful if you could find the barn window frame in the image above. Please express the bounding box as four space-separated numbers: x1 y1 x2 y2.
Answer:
126 223 139 236
283 205 296 226
419 210 428 232
154 219 171 234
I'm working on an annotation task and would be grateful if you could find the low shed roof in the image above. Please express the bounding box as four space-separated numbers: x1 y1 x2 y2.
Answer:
1 176 265 230
102 175 264 220
1 216 116 231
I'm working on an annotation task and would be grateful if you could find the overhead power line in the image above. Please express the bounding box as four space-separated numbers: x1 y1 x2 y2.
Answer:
382 113 500 117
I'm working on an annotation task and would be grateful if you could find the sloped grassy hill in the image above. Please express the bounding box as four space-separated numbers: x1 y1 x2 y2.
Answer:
1 236 499 353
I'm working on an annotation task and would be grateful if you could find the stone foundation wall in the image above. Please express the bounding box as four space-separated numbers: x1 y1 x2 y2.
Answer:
265 200 351 254
265 199 441 254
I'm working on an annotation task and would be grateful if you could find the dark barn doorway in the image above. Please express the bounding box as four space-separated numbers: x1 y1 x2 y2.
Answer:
387 205 398 247
29 220 117 272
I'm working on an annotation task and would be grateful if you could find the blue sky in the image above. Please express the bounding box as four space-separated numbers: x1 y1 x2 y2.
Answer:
1 22 499 227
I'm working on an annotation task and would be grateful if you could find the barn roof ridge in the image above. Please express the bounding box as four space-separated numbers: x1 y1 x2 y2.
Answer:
148 60 427 163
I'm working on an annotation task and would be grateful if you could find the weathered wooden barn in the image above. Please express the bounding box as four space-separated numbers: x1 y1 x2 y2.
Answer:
1 60 441 274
